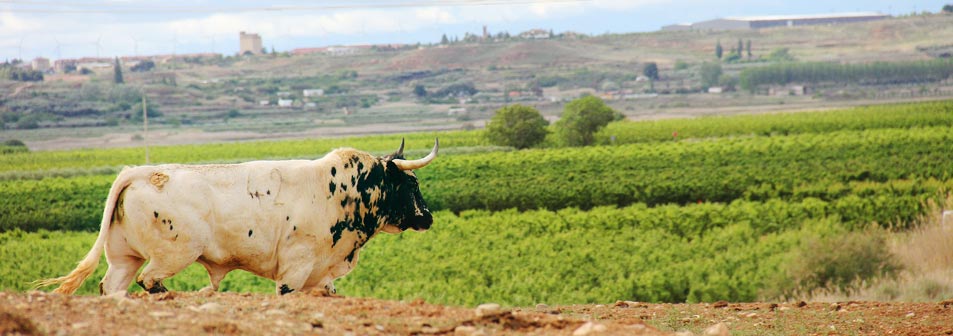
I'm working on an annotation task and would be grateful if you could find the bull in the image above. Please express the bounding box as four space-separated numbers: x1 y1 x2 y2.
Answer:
37 139 438 296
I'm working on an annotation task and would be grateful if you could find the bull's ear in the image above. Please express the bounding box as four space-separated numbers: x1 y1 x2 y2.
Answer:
382 138 406 161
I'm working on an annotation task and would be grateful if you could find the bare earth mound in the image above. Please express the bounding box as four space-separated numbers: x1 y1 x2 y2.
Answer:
1 291 951 335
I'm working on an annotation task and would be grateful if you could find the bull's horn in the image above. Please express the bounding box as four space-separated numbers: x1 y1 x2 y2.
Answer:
395 138 405 157
393 138 438 171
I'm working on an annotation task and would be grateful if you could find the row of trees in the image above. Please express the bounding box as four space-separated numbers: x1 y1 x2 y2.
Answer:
485 95 621 149
0 63 43 82
715 39 752 62
739 58 953 91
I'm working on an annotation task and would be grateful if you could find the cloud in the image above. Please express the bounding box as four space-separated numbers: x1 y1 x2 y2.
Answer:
0 0 671 60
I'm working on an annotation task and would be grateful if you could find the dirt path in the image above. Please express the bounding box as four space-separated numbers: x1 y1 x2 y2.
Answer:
2 291 950 335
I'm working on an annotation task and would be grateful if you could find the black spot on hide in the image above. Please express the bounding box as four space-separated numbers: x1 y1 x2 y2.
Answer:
154 211 159 218
248 230 253 237
331 167 337 176
286 216 290 221
329 182 336 194
267 190 271 195
330 161 386 247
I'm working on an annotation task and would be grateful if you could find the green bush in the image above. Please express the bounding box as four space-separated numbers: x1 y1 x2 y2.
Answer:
485 105 548 149
555 96 620 146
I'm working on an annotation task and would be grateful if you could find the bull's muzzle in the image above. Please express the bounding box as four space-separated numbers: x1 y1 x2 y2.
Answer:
407 211 433 231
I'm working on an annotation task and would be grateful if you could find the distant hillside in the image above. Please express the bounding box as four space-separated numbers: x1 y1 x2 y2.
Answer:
2 13 952 150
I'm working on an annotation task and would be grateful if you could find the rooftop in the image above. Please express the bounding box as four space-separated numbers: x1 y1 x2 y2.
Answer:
723 11 888 22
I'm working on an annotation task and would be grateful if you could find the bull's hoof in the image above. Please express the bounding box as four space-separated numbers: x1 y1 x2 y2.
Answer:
148 283 168 294
137 280 168 294
279 284 295 295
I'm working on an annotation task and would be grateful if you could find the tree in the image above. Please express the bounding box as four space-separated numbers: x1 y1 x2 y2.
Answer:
943 4 953 13
113 57 124 84
555 95 620 146
767 48 795 62
737 39 744 58
643 62 659 80
715 40 723 59
745 40 752 58
413 84 427 98
699 62 722 89
485 104 549 149
130 60 155 72
441 34 449 44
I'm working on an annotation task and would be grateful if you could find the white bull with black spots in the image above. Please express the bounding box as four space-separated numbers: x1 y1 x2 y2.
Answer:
38 139 438 296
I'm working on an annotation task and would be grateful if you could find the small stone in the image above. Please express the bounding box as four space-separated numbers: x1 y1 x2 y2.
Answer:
796 301 807 308
148 311 174 318
702 322 730 336
198 302 223 313
572 321 607 335
674 331 695 336
454 325 477 335
779 306 791 311
475 303 501 317
117 297 138 309
375 324 385 331
536 303 550 311
594 304 605 308
613 300 628 308
712 301 728 308
265 309 287 316
745 313 757 318
905 312 915 318
71 322 91 329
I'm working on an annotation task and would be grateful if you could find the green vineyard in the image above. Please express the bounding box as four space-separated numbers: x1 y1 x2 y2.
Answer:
1 100 951 305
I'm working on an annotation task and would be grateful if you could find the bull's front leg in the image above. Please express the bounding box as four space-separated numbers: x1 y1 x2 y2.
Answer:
300 277 336 296
274 263 314 295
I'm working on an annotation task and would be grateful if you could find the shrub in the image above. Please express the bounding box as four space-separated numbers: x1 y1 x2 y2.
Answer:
555 96 620 146
485 104 548 149
780 229 901 297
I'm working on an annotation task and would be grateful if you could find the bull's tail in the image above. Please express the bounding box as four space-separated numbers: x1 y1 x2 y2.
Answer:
34 167 136 295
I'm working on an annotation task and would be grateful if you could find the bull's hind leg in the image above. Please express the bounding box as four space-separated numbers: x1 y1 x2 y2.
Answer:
100 255 144 296
100 223 145 295
196 260 231 293
136 247 203 294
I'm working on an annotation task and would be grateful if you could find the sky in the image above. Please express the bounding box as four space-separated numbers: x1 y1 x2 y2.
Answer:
0 0 947 61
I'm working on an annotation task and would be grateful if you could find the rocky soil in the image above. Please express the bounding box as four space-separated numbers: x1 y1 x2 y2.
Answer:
1 291 951 335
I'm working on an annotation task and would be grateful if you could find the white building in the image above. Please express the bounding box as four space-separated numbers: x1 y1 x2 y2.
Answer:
303 89 325 97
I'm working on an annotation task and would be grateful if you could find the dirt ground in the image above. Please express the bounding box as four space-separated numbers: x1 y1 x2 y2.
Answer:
1 291 951 336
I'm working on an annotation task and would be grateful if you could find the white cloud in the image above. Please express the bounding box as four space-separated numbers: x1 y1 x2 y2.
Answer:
0 0 672 60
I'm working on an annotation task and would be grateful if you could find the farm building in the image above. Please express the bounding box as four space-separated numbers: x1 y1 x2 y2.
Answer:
663 12 889 31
